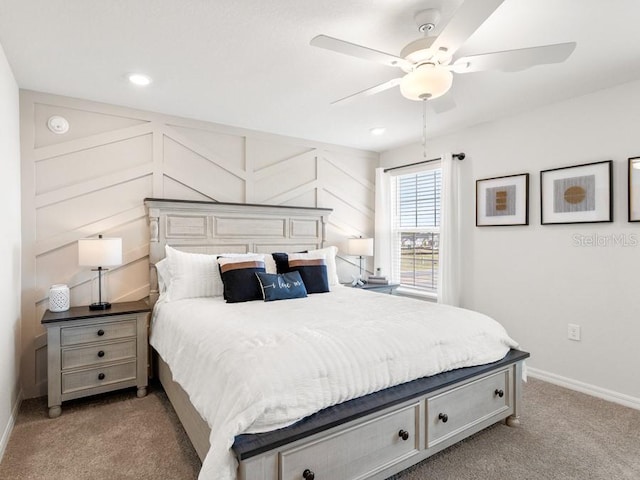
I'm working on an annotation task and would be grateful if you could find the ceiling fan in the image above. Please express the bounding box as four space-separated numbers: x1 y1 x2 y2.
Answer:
310 0 576 106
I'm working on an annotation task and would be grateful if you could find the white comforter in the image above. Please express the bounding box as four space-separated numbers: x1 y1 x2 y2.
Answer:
150 287 518 479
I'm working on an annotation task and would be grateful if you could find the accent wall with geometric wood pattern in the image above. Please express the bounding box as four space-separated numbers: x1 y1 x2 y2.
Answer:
20 90 378 398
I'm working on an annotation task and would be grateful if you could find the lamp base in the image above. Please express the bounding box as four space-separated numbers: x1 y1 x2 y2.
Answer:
89 302 111 311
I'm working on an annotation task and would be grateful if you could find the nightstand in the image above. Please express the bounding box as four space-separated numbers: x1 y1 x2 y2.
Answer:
41 300 150 418
346 283 400 294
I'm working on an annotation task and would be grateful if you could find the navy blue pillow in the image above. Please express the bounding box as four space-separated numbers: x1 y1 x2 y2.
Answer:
218 257 266 303
255 271 308 302
271 252 290 273
288 256 329 294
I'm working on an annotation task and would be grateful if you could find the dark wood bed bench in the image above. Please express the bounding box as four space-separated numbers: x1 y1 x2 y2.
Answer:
232 349 529 480
233 349 529 460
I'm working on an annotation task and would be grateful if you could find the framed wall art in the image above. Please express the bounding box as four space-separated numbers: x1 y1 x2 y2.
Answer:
630 157 640 222
476 173 529 226
540 160 612 225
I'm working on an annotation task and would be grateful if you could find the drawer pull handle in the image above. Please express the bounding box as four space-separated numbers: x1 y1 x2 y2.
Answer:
302 469 315 480
495 389 504 398
398 429 410 441
97 350 105 358
97 329 105 337
98 373 105 380
438 413 448 423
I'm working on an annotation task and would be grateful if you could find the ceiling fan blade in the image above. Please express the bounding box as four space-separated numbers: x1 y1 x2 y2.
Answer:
311 35 412 70
331 78 402 105
452 42 577 73
431 0 505 58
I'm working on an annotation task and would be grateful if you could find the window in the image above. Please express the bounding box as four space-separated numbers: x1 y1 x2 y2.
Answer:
391 167 441 293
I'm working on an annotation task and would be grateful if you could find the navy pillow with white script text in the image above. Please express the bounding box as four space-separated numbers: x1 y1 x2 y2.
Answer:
255 271 308 302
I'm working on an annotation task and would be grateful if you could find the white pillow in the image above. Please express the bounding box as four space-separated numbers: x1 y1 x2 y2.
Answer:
306 246 339 287
263 254 277 275
164 246 220 301
155 258 170 294
164 246 260 301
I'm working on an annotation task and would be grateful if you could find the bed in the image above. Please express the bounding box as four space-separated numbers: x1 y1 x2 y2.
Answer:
144 198 529 480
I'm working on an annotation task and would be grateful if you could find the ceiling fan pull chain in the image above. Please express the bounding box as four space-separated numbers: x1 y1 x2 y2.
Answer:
422 98 428 158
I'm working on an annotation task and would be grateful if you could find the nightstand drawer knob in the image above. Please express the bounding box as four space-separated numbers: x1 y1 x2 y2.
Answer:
98 373 105 380
97 350 105 358
97 329 105 336
398 429 410 441
495 389 504 398
438 413 448 423
302 469 315 480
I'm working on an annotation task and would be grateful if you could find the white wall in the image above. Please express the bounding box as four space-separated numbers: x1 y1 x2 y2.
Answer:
0 42 22 459
19 90 377 398
381 80 640 407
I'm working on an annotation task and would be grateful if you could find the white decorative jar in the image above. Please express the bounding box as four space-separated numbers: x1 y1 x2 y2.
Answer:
49 284 70 312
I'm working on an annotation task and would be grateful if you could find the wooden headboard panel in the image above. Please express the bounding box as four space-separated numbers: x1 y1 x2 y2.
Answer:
144 198 332 306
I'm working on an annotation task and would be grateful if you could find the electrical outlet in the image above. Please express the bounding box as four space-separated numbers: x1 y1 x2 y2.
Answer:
568 324 581 341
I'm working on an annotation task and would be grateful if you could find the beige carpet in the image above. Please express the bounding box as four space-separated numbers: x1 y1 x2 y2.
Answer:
1 378 639 479
0 384 200 480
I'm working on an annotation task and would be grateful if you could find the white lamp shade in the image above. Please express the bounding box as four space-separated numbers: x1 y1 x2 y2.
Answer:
78 237 122 267
400 64 453 101
348 237 374 257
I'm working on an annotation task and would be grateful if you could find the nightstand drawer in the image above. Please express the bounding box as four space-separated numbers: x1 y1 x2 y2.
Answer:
61 339 137 370
62 361 137 394
61 318 136 346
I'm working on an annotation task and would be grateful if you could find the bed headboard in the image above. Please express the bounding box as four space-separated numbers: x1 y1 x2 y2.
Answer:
144 198 332 306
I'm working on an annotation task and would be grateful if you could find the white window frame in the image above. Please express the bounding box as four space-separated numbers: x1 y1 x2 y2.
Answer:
390 162 442 295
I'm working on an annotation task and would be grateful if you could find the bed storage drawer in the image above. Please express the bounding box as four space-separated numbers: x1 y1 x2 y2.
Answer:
280 402 419 480
61 318 136 346
426 369 511 448
61 361 137 394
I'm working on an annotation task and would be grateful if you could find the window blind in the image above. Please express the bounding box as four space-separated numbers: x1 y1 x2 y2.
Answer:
392 169 442 292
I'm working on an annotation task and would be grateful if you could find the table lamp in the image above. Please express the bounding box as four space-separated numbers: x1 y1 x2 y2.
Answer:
78 235 122 310
347 237 374 286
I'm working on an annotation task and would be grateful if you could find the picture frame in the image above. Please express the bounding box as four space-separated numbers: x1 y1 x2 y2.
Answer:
630 157 640 222
540 160 613 225
476 173 529 226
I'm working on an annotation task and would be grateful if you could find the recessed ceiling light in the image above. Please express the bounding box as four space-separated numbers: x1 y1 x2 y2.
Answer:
128 73 152 86
370 127 386 136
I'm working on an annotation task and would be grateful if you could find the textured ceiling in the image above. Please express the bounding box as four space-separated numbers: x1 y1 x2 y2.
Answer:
1 0 640 152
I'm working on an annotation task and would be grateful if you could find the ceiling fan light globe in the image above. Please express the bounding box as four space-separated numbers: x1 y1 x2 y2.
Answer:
400 65 453 101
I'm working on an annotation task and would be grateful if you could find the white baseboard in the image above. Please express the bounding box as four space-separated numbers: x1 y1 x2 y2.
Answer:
527 367 640 411
0 389 22 463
